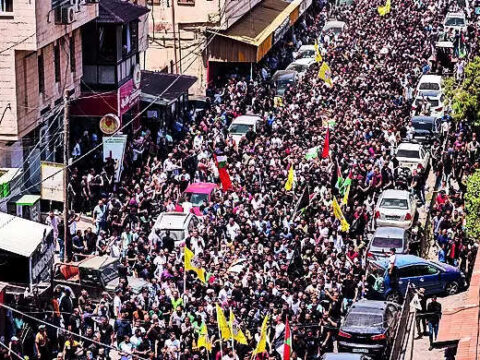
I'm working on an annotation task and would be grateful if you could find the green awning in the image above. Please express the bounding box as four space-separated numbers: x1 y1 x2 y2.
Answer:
15 195 41 206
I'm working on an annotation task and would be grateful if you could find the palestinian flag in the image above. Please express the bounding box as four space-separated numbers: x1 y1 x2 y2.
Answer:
214 154 232 192
217 155 227 168
284 318 291 360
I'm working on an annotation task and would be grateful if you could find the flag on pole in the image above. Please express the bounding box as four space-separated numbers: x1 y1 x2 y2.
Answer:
285 165 295 191
318 62 333 87
214 154 232 192
378 0 391 16
332 197 350 232
342 183 351 206
216 304 232 340
305 146 319 160
253 315 269 355
294 186 310 214
197 323 213 351
314 40 323 63
322 129 330 159
184 247 207 284
283 319 292 360
229 310 248 345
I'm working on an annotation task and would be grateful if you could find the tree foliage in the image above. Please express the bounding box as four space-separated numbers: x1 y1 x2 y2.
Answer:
465 169 480 241
444 56 480 126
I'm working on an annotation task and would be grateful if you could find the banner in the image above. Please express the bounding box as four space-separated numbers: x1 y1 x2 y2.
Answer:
40 162 64 202
103 135 128 182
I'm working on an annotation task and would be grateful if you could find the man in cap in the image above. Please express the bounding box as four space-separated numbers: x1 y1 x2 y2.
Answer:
35 325 50 359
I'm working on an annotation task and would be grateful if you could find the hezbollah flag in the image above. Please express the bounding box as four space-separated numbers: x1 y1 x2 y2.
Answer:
332 197 350 232
197 323 212 351
215 154 232 192
253 315 270 355
314 40 323 63
216 304 232 340
283 318 292 360
342 182 351 206
229 310 248 345
285 165 295 191
318 62 333 87
378 0 391 16
184 247 206 284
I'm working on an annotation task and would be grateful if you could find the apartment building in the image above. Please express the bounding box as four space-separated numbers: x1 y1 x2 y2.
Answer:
0 0 99 190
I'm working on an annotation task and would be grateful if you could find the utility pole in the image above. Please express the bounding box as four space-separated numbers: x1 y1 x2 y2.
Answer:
63 90 71 262
171 0 178 73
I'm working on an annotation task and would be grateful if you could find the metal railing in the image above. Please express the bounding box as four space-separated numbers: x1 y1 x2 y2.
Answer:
389 283 414 360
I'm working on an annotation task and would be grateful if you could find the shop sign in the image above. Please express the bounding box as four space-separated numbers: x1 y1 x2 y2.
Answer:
31 233 54 285
273 17 290 45
40 162 64 203
103 135 128 182
118 79 141 117
299 0 312 15
99 113 121 135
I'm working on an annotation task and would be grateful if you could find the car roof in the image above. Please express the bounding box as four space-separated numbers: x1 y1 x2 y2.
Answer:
230 115 262 125
446 12 465 18
374 254 430 269
299 45 315 51
155 212 192 229
79 256 118 269
381 189 410 199
350 299 391 312
273 70 298 80
290 58 316 65
323 20 346 29
412 116 436 123
397 142 422 150
184 182 217 194
373 226 406 238
322 354 365 360
418 74 442 83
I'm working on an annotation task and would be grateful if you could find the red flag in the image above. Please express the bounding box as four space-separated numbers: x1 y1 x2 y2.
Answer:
218 167 232 192
321 129 330 159
283 318 291 360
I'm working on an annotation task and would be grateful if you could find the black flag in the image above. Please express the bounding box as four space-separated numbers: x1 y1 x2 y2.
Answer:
287 243 305 279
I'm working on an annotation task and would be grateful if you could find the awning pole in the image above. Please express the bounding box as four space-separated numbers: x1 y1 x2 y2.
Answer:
250 62 253 81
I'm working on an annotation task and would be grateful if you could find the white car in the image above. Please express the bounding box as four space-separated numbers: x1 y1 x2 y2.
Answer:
375 189 417 229
149 212 201 246
286 58 316 76
416 74 443 96
322 20 347 35
411 92 445 118
396 142 430 171
444 12 467 33
293 45 316 60
228 114 263 143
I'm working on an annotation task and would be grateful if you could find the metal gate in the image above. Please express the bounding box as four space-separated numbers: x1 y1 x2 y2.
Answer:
389 283 413 360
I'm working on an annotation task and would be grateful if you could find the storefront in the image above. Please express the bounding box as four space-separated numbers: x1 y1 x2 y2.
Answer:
206 0 302 82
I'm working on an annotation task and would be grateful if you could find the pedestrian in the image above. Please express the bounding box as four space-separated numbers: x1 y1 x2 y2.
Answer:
427 295 442 350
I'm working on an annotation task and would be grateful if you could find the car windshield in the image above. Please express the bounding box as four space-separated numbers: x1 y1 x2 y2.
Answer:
445 17 465 26
189 193 209 206
287 64 308 72
419 82 440 91
372 237 403 249
101 262 119 283
300 50 315 58
344 313 383 327
229 124 251 134
412 121 434 131
159 230 185 241
380 198 409 209
397 149 420 159
414 99 439 107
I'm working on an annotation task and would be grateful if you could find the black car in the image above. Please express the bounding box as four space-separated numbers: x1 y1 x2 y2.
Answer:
410 116 441 144
321 353 372 360
337 300 400 358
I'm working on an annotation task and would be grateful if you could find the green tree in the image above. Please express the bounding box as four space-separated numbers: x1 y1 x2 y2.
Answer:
444 56 480 126
465 170 480 241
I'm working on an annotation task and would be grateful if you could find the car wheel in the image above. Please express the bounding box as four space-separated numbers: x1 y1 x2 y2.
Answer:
445 281 459 295
386 291 402 303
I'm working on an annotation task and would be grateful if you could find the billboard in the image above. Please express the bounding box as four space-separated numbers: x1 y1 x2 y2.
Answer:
40 162 64 202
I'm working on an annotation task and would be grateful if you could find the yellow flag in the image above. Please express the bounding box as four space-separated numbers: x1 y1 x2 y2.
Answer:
216 304 232 340
332 197 350 232
229 310 248 345
318 62 333 87
314 40 323 63
193 267 206 284
253 315 269 355
285 165 295 191
342 183 350 206
184 247 206 284
378 0 391 16
197 323 212 351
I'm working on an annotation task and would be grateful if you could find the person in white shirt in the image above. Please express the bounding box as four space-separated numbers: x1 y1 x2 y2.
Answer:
226 218 240 241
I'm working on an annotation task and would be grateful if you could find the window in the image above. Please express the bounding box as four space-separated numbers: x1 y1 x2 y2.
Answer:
38 53 45 94
122 22 138 57
98 25 116 62
70 35 76 73
0 0 13 12
54 43 61 83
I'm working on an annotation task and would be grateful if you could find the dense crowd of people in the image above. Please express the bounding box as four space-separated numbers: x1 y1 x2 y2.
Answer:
2 0 480 359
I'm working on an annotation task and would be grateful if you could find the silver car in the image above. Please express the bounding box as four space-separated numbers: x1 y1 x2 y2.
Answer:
369 227 409 258
375 189 417 229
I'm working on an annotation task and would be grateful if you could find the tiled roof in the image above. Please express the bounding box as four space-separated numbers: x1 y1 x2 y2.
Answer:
98 0 149 24
140 71 197 102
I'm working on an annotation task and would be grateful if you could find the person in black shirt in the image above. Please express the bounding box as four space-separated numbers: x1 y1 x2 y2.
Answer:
426 296 442 350
162 230 175 252
98 316 114 357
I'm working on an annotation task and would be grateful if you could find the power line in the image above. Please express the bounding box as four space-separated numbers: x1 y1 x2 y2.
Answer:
0 34 36 55
0 338 24 360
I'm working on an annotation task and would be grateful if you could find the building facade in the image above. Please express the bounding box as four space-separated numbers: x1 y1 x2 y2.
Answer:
0 0 99 189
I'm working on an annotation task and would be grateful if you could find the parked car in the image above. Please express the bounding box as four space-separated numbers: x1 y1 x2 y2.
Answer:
321 353 371 360
285 58 316 76
322 20 347 35
228 114 263 143
368 227 410 258
337 300 400 358
444 12 467 32
293 45 316 59
416 74 443 96
273 70 298 96
396 142 430 171
149 212 201 245
183 182 217 215
375 189 417 229
367 254 467 303
412 92 445 119
408 116 441 144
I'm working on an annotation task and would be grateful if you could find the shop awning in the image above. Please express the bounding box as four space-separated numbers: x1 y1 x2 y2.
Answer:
98 0 150 24
208 0 302 63
15 194 41 206
140 71 197 105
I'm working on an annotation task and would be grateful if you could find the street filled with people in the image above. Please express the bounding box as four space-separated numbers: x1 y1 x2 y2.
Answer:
2 0 480 359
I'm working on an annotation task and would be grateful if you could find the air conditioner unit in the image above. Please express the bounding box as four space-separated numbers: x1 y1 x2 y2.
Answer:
70 0 81 12
60 6 75 24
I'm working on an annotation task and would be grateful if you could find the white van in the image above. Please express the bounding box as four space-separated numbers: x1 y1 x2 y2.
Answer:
149 212 200 246
228 114 263 143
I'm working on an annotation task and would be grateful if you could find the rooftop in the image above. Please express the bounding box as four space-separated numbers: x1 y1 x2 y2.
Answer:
98 0 149 24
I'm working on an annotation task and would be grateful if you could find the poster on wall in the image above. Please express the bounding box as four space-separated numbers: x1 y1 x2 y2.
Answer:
40 162 64 202
103 135 128 182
